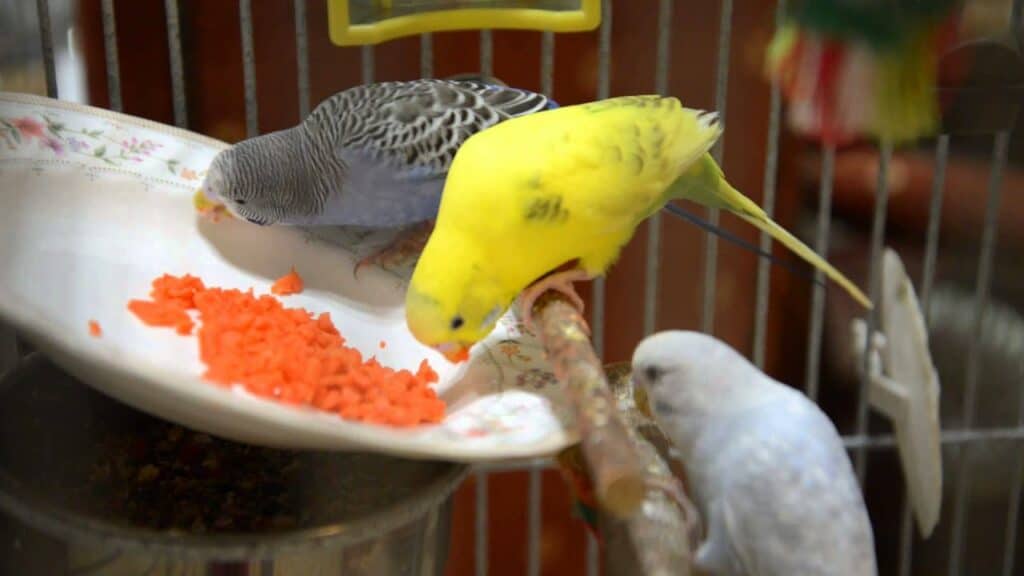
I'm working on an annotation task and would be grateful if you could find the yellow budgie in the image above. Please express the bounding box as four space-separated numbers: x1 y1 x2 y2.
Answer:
405 95 871 361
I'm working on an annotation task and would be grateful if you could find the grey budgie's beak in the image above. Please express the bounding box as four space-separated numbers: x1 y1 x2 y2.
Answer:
193 188 233 221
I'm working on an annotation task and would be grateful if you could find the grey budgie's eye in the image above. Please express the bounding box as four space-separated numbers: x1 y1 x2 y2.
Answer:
235 199 247 205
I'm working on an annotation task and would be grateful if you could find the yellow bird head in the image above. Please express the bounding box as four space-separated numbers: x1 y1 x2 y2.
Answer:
405 227 512 363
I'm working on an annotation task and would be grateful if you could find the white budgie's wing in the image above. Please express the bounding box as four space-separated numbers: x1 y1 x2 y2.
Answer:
694 498 750 576
714 402 877 576
312 79 552 183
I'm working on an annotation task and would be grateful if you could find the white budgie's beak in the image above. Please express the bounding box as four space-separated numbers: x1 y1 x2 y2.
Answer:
630 371 654 419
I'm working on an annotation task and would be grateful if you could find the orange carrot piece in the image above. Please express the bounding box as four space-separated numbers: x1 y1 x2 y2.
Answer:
88 320 102 337
127 273 444 427
271 268 304 296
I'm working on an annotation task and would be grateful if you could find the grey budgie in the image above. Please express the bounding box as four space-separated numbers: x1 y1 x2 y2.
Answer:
632 330 877 576
198 77 555 268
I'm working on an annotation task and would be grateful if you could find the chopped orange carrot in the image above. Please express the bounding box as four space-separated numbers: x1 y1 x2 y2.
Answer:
128 299 195 335
127 273 444 427
88 320 102 337
271 268 304 296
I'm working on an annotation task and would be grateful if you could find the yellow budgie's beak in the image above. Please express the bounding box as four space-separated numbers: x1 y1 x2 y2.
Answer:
435 342 470 364
193 188 233 221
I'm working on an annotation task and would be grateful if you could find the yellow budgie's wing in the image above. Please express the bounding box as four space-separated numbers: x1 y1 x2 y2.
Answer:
438 96 717 234
554 96 724 224
433 95 724 280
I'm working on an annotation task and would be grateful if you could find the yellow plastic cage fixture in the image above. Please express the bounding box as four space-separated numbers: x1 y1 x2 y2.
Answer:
327 0 601 46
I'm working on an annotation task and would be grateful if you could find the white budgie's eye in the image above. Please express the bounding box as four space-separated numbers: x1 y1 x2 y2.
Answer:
644 365 662 383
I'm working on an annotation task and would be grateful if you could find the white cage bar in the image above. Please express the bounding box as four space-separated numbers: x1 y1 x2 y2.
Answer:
699 0 734 335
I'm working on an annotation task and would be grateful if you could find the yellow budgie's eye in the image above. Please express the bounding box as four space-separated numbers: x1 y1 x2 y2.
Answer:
450 316 464 330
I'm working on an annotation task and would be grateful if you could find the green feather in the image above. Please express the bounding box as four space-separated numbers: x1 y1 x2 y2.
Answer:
786 0 959 49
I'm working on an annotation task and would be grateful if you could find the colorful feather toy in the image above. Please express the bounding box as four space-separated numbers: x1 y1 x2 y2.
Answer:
767 0 962 146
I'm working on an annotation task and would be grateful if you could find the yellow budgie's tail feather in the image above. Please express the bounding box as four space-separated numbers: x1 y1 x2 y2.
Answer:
669 153 871 309
734 211 872 309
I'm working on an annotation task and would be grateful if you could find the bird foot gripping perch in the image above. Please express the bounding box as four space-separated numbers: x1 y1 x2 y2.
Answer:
850 247 942 539
516 268 592 337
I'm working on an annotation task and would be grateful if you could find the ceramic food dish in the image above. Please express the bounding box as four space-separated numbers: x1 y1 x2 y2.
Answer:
0 92 576 461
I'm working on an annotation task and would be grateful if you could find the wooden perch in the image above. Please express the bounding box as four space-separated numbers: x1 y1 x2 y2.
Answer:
600 363 697 576
531 292 646 517
531 293 698 575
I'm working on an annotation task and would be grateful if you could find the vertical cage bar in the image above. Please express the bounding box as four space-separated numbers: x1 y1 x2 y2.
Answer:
803 145 835 401
540 32 554 98
1003 362 1024 576
0 324 17 378
480 30 493 78
35 0 58 98
584 6 612 575
1014 0 1023 53
240 0 259 138
919 135 950 313
1001 24 1021 575
528 35 554 576
473 27 491 576
165 0 188 128
897 503 915 576
526 468 542 576
475 472 488 576
590 0 612 359
855 141 892 482
586 533 600 576
949 130 1010 576
100 0 122 111
700 0 734 334
361 46 375 84
421 34 434 78
898 133 950 576
294 0 311 119
751 0 786 368
642 0 673 337
1005 456 1024 576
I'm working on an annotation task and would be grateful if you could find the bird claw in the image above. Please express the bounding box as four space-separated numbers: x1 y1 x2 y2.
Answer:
516 268 591 335
352 221 434 279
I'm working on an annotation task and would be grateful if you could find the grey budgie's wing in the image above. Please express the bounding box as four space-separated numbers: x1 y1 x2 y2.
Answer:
311 79 552 182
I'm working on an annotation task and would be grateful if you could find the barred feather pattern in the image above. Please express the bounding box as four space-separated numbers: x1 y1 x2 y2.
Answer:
303 79 553 225
312 79 552 175
204 79 553 228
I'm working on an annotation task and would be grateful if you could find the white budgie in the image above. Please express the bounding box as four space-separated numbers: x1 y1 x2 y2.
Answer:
632 330 878 576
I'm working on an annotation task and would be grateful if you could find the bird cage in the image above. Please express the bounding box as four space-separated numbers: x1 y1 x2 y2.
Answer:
0 1 1022 575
